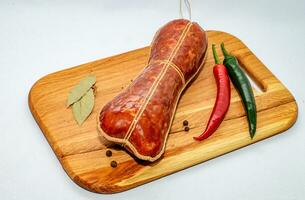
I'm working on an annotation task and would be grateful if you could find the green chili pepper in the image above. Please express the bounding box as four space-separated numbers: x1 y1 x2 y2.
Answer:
220 43 257 138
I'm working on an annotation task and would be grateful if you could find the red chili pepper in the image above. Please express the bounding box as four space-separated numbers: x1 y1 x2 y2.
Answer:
194 44 231 141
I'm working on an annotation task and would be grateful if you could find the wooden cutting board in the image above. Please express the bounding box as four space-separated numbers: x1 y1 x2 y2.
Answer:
29 31 298 193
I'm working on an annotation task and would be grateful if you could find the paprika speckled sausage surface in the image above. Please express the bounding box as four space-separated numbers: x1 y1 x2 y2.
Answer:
98 19 208 161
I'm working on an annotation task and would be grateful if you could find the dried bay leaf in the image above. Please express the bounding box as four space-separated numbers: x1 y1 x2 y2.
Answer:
67 74 96 107
72 88 94 125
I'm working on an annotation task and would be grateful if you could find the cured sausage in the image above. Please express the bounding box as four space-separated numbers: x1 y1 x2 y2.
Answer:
98 19 208 161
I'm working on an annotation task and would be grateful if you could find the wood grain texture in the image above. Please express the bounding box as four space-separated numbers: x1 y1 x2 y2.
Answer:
28 31 298 193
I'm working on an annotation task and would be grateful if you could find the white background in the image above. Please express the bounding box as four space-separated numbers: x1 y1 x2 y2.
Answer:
1 0 304 199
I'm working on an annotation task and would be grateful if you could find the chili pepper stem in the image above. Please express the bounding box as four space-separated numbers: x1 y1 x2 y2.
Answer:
221 42 229 58
212 44 220 64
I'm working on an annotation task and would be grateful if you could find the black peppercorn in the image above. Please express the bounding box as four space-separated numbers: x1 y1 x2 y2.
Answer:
106 150 112 157
110 161 117 168
183 120 189 126
184 126 190 132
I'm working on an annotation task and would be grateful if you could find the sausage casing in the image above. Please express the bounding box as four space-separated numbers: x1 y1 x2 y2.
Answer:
98 19 208 161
